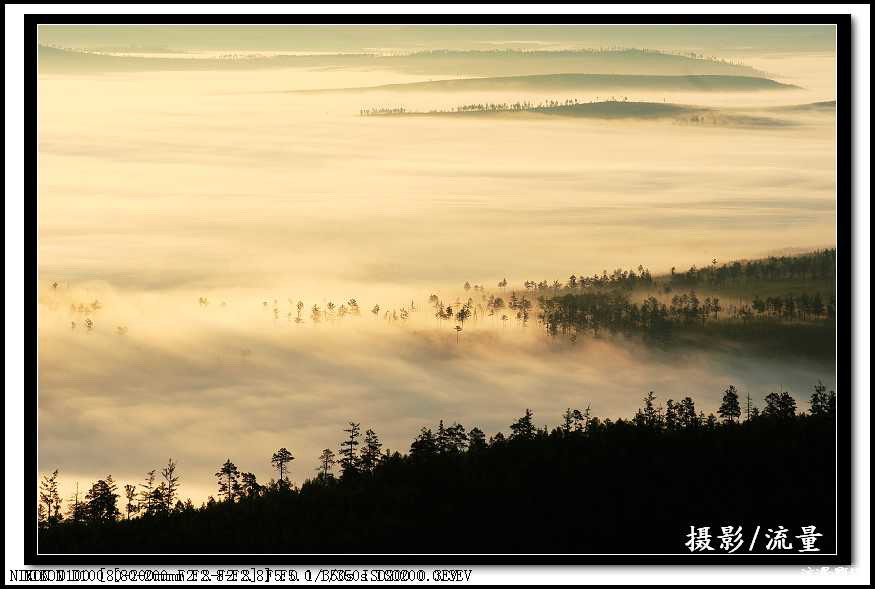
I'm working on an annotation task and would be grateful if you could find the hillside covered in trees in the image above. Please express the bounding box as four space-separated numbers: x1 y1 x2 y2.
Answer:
38 383 837 554
49 249 837 363
459 249 836 361
360 98 833 129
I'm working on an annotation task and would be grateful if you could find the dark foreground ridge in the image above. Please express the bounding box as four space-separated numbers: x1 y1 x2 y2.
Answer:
38 384 837 554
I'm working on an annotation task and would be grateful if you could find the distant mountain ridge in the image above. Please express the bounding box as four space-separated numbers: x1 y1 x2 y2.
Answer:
296 73 798 94
38 45 769 78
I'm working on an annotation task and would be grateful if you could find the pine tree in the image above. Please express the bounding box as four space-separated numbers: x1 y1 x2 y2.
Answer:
810 382 836 417
338 422 361 478
764 391 797 420
467 427 487 450
215 459 240 502
38 469 62 527
360 429 383 473
139 469 158 516
718 385 742 423
85 476 120 523
680 397 698 429
240 472 261 497
561 408 574 434
665 399 679 431
446 422 468 452
271 447 295 483
509 409 536 440
410 427 437 459
67 482 87 523
435 420 449 454
634 392 660 429
317 449 337 480
123 484 138 520
161 458 180 510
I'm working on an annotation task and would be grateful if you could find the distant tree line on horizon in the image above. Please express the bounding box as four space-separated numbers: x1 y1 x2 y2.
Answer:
360 96 637 117
399 47 755 65
511 249 835 294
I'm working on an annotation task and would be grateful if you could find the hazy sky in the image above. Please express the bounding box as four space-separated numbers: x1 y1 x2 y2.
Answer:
37 25 837 504
38 24 837 55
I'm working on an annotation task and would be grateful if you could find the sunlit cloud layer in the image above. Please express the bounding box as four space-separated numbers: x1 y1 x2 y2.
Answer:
36 41 836 504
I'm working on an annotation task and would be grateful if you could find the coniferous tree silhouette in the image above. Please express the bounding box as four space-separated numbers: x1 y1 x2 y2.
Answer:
360 429 383 473
123 484 138 520
339 422 361 479
84 476 119 523
763 392 797 420
467 427 487 450
446 423 468 452
215 459 241 503
634 392 660 429
38 469 62 528
410 427 437 459
317 448 337 480
139 470 158 516
36 385 836 555
66 482 86 524
509 409 536 440
679 396 699 429
161 458 180 510
718 385 742 423
240 472 261 497
271 448 294 484
810 382 836 417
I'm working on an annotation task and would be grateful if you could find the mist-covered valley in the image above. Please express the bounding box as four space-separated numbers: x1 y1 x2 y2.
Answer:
36 30 837 505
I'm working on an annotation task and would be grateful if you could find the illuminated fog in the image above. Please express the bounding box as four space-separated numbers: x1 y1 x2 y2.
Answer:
36 29 837 503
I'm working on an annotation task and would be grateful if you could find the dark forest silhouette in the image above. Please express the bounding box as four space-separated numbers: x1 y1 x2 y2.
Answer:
38 382 836 554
